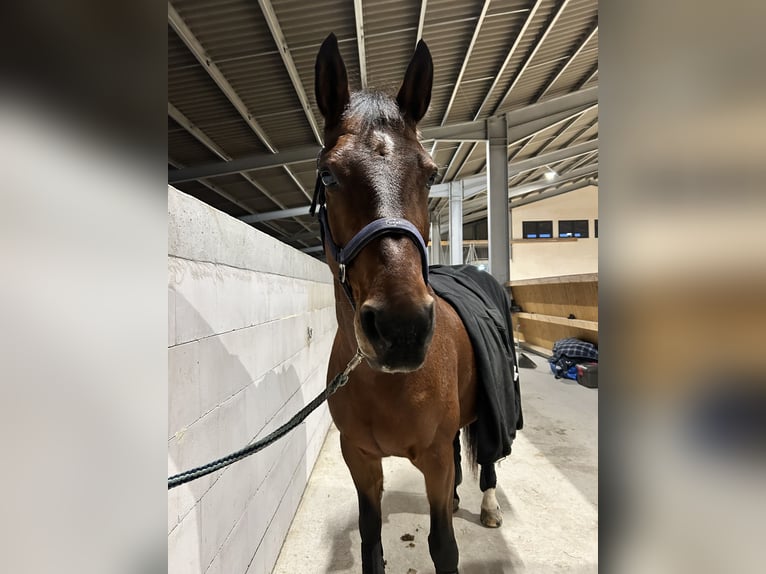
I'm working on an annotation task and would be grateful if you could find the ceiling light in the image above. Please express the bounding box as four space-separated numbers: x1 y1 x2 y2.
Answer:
543 167 557 182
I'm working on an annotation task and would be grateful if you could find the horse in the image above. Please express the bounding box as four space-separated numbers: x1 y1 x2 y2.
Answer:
313 33 512 574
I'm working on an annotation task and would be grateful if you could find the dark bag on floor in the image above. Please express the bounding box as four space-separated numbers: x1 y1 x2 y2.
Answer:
549 338 598 381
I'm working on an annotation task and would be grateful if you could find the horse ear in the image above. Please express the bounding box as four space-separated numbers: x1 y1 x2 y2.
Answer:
315 33 350 129
396 40 433 124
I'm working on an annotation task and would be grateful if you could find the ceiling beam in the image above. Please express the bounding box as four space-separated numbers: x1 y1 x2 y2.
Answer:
168 102 308 230
461 87 599 174
353 0 368 89
500 163 598 207
537 22 598 101
168 145 318 183
433 138 597 200
429 177 486 199
442 142 468 181
556 153 596 176
459 210 493 226
493 0 573 114
287 229 322 243
240 205 309 223
546 115 598 153
510 178 597 208
168 87 597 184
437 182 490 224
416 0 428 45
567 115 598 143
444 175 598 226
549 149 596 175
562 149 598 172
508 163 598 199
511 101 598 183
168 102 228 161
168 2 276 153
421 119 487 141
508 138 598 177
451 132 597 192
510 132 595 188
440 0 510 182
441 0 491 126
167 114 487 183
505 86 597 135
164 118 492 183
507 102 596 148
508 104 595 164
473 0 545 120
450 141 480 182
471 101 597 178
258 0 323 144
169 2 311 204
578 64 598 89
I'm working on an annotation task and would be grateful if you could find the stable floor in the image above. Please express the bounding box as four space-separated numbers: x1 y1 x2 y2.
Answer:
272 358 598 574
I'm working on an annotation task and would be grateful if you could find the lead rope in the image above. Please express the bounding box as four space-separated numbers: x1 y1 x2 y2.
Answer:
168 349 365 490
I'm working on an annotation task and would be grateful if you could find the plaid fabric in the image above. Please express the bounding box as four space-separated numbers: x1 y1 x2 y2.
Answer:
552 337 598 362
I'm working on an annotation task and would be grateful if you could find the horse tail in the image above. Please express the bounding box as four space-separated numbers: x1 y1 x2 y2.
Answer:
463 421 481 477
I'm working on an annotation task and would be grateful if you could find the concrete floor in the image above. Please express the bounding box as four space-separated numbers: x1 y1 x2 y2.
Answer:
272 359 598 574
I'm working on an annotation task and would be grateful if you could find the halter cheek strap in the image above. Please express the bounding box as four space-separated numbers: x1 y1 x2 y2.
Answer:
309 165 430 310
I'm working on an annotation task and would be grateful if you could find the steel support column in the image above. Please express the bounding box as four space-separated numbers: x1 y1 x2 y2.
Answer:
429 214 442 265
487 115 509 283
449 180 464 264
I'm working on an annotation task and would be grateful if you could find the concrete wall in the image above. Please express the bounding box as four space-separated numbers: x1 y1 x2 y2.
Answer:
510 185 598 280
167 187 337 574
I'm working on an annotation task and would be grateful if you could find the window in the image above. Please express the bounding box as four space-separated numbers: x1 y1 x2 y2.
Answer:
595 219 598 238
558 219 589 238
522 220 553 239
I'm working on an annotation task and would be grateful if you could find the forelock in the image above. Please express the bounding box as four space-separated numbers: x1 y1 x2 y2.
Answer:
343 91 404 132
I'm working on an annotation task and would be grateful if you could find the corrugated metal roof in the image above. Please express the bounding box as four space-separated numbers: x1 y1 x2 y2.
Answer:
168 0 598 252
168 117 218 165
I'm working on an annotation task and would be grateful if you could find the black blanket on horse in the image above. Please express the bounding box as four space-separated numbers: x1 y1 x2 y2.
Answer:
429 264 523 465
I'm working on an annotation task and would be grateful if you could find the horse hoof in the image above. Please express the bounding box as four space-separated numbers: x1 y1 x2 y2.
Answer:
480 506 503 528
453 497 460 513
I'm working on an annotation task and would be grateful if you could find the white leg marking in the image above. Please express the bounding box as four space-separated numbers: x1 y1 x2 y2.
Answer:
480 488 503 528
481 488 499 512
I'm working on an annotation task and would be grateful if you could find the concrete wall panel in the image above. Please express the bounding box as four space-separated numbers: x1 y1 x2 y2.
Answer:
168 186 337 574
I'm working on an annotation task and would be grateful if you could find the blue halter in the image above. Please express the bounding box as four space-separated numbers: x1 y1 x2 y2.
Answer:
309 162 430 309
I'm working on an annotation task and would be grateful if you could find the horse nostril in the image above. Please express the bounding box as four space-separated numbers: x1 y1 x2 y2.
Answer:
360 299 435 355
360 303 384 347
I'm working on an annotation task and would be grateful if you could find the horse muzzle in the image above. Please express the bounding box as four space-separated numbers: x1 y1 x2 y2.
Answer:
357 297 435 373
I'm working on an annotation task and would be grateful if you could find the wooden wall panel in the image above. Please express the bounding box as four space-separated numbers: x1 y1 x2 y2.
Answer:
508 273 598 352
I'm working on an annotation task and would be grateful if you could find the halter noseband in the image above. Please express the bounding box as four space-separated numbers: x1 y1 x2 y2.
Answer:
309 154 430 309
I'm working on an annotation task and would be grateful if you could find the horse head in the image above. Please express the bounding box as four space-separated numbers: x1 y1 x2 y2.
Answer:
314 33 438 373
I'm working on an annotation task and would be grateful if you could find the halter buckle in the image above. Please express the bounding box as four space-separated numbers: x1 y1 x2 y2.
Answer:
338 263 346 284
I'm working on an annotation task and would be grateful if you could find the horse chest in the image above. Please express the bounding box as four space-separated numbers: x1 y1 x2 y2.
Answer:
329 379 446 458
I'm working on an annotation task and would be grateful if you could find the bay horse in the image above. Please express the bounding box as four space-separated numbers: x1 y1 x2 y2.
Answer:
314 34 506 574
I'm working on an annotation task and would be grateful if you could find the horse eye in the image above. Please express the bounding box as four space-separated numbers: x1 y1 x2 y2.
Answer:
426 172 437 188
320 169 337 187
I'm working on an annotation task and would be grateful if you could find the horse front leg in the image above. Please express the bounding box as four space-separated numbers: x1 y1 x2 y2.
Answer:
415 440 460 574
340 434 386 574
